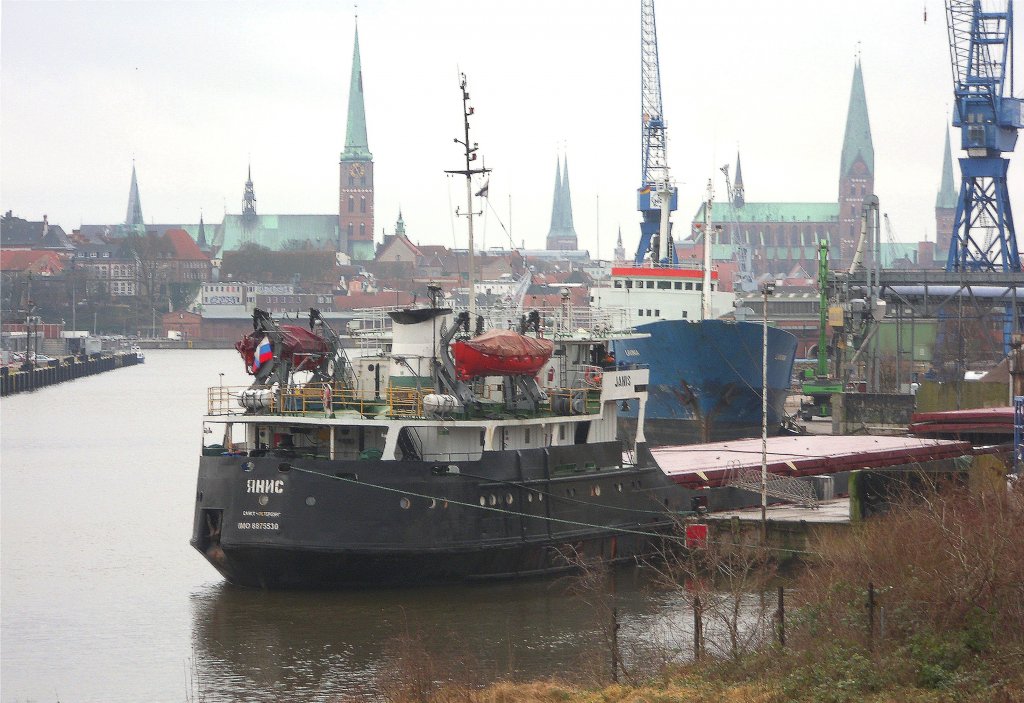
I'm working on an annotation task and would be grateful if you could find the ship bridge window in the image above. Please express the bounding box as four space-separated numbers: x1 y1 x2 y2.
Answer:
654 309 660 316
624 280 632 289
674 282 682 290
646 281 654 289
685 282 693 290
695 283 703 291
614 280 622 288
657 281 671 289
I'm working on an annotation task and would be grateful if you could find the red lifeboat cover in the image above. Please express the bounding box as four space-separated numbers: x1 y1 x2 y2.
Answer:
235 324 331 375
452 329 554 381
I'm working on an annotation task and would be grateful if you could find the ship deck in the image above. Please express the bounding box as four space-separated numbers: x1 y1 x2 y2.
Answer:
650 435 973 489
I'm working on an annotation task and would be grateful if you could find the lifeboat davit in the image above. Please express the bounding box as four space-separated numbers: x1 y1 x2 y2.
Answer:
452 329 554 381
235 325 331 375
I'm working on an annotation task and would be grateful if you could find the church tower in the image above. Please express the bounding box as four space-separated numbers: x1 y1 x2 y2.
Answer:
125 162 144 230
339 22 375 261
732 153 745 208
242 164 258 226
837 60 874 267
546 156 578 250
613 227 626 264
934 128 958 267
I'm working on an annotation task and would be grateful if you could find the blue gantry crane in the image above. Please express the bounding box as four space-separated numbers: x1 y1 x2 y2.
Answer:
633 0 678 266
944 0 1021 272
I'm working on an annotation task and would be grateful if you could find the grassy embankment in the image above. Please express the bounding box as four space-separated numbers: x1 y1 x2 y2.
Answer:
368 481 1024 703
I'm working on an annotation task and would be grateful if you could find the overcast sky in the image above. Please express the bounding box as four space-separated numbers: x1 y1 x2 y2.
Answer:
2 0 1020 255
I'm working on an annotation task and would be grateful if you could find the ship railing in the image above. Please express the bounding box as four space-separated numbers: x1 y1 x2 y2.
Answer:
208 380 609 420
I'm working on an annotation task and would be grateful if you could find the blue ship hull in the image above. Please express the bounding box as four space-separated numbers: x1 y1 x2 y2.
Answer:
614 319 798 445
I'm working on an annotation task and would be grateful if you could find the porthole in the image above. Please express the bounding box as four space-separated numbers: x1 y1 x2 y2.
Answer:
616 483 623 492
592 485 601 497
442 499 449 509
479 496 487 506
527 493 533 503
428 499 437 509
305 496 316 506
537 492 544 502
258 495 269 506
489 494 497 506
505 493 514 505
400 497 411 509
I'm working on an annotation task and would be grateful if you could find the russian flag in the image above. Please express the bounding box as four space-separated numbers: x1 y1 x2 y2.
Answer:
252 336 273 373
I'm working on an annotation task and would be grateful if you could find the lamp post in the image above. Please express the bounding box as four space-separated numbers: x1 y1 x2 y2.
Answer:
761 280 776 538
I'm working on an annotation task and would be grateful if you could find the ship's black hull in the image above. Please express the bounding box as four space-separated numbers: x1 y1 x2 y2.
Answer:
191 441 688 589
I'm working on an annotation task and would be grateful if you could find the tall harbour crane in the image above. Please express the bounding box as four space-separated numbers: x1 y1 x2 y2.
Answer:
944 0 1021 271
633 0 678 265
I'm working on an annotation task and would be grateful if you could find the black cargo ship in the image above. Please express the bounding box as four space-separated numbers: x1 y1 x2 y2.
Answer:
191 303 690 588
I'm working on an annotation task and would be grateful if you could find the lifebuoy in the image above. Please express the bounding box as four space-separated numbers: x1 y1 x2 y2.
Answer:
584 367 602 386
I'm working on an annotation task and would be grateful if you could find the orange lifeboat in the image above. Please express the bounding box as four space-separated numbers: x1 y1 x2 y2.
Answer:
452 329 554 381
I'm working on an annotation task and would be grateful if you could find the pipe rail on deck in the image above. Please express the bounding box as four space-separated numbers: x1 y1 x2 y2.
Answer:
207 381 604 420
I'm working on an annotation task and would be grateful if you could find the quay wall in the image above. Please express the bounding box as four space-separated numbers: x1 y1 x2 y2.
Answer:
831 392 916 435
0 353 142 397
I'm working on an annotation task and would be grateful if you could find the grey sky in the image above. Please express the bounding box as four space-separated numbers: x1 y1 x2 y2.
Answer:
2 0 1020 254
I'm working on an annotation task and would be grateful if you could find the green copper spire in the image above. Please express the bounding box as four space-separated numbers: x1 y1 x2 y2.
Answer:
125 162 144 227
936 128 958 209
560 157 577 237
548 158 562 233
341 24 372 162
839 61 874 178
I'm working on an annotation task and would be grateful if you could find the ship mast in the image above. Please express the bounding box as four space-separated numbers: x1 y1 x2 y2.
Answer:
445 74 490 321
701 178 714 320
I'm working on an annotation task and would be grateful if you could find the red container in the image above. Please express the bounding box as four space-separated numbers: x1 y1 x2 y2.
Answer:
685 523 708 549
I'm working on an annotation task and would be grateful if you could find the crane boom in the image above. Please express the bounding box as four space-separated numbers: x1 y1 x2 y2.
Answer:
633 0 678 265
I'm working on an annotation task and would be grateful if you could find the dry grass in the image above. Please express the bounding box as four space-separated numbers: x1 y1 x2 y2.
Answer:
353 480 1024 703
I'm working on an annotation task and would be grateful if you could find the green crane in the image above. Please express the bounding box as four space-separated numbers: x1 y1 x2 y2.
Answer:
800 241 843 421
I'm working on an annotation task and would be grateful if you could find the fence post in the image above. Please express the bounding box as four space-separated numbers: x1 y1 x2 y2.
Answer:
693 595 703 661
777 585 786 647
867 582 875 650
611 606 619 683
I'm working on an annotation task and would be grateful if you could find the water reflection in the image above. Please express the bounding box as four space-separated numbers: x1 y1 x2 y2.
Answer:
189 569 688 701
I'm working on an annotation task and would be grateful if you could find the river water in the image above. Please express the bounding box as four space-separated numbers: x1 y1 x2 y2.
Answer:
1 350 714 702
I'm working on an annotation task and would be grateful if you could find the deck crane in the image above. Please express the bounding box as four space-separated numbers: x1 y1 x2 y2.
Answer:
800 241 844 421
633 0 678 266
944 0 1021 272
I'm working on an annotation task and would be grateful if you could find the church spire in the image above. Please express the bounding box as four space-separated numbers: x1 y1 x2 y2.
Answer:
125 162 144 228
546 155 578 250
733 152 745 208
935 128 957 209
242 163 257 226
548 157 563 234
196 211 209 251
560 157 577 239
839 60 874 179
341 23 372 162
837 59 875 266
